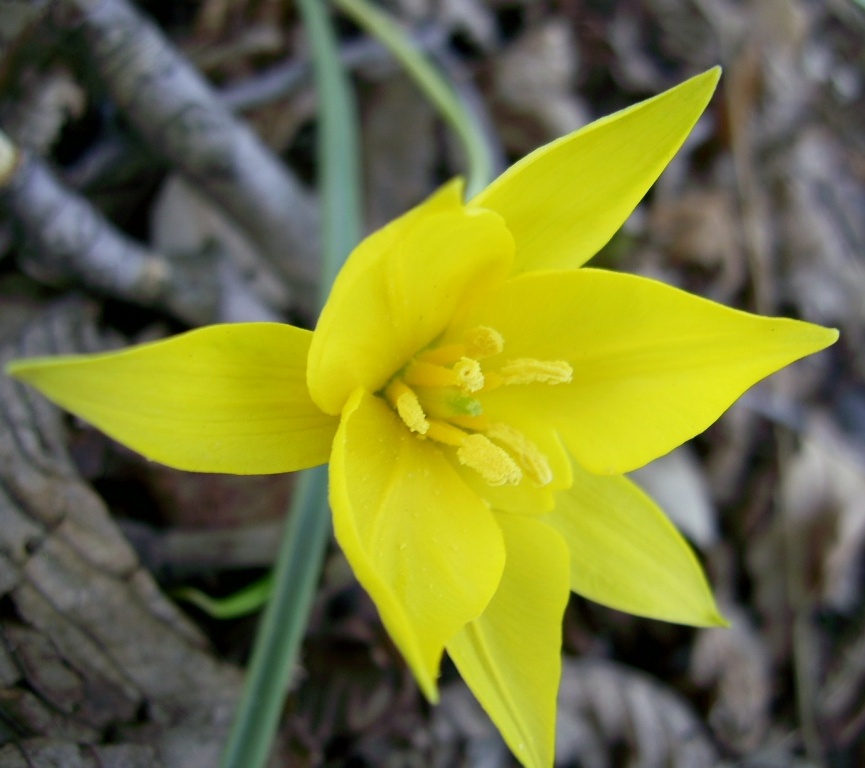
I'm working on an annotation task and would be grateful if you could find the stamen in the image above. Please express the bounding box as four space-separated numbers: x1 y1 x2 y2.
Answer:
463 326 504 359
457 434 522 486
380 327 560 489
426 419 468 446
404 357 484 393
425 420 521 486
415 326 504 367
417 344 465 366
452 358 484 392
496 358 573 386
448 413 490 431
403 359 459 389
486 423 553 487
398 393 429 434
385 380 429 434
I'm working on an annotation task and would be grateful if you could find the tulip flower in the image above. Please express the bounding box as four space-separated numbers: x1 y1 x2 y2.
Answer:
6 67 837 768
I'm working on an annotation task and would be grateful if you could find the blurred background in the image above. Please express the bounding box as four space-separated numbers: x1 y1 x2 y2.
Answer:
0 1 863 766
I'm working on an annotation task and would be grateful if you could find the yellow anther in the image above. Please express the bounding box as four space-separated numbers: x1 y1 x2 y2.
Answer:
496 358 573 386
398 393 429 434
452 357 484 392
463 326 504 359
457 434 522 486
486 423 553 487
385 380 429 434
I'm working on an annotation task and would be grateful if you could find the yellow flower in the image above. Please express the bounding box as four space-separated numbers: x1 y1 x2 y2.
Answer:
6 68 837 768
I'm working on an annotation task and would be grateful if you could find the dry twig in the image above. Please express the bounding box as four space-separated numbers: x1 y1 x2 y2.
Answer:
50 0 320 310
0 136 219 325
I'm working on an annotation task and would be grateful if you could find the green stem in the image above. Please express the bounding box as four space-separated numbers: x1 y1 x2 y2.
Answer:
219 1 361 766
218 466 330 768
332 0 494 198
312 0 363 293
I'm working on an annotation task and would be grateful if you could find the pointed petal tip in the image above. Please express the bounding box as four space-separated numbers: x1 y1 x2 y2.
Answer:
786 320 839 359
5 355 90 388
810 325 840 356
630 599 730 630
418 675 440 705
5 356 51 379
688 604 730 629
704 64 722 84
623 596 730 630
470 65 725 274
713 612 732 629
682 65 722 107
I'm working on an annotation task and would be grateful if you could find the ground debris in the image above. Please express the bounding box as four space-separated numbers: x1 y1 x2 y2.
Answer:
0 302 251 768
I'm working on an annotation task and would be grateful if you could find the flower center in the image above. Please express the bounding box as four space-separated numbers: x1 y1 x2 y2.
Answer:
381 326 572 487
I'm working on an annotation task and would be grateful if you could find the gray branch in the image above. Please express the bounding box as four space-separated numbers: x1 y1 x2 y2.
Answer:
0 144 217 324
52 0 320 306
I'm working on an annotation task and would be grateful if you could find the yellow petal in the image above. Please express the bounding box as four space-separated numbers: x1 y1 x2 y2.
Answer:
463 269 838 474
448 512 570 768
471 68 720 272
6 324 336 474
330 387 505 701
308 181 513 415
451 460 555 516
543 461 725 626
